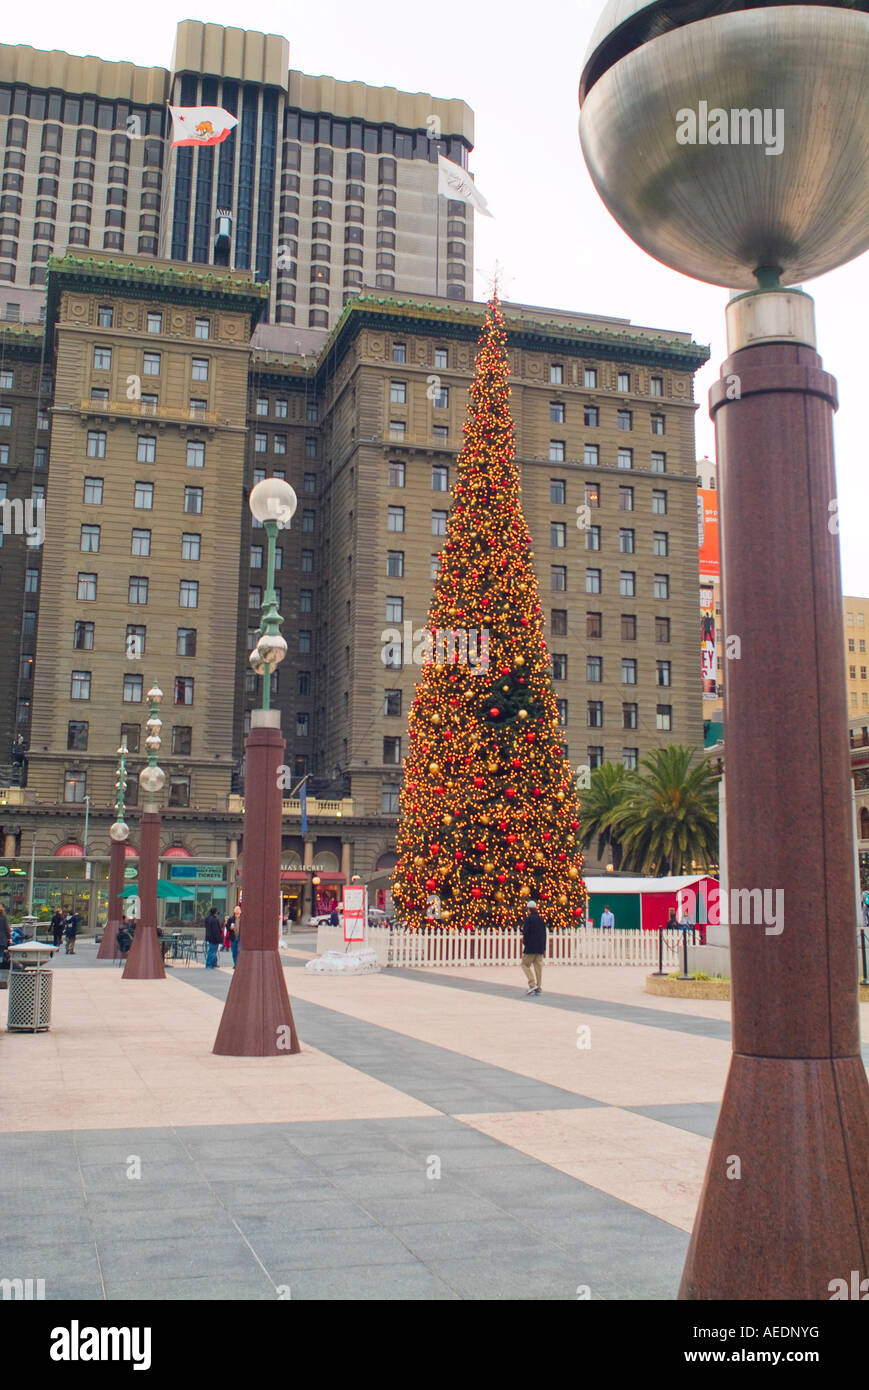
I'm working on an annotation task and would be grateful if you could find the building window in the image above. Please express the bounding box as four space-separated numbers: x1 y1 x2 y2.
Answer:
250 545 263 568
25 567 38 594
651 414 666 435
128 576 149 604
622 658 637 685
621 614 637 641
388 461 406 488
586 569 601 595
551 565 567 593
97 306 113 328
432 510 448 537
64 771 87 803
551 522 567 548
186 441 205 468
651 451 667 474
584 444 599 468
584 368 597 388
131 528 151 557
617 448 633 470
249 587 262 610
177 628 197 657
653 531 669 557
195 319 210 339
80 524 100 553
551 609 568 636
585 483 600 509
191 358 208 382
586 612 602 639
585 526 600 552
587 656 602 683
386 596 403 623
657 660 672 687
299 589 312 614
302 509 315 533
552 654 568 680
67 721 88 751
550 364 563 384
301 550 313 573
77 572 97 601
386 550 405 578
137 435 156 463
175 677 194 705
550 402 565 424
125 624 145 658
181 534 200 562
134 481 154 509
73 621 94 650
387 505 405 533
184 487 203 514
298 631 312 654
550 478 566 505
390 380 406 404
86 430 106 458
650 376 663 396
655 617 671 644
656 704 673 731
254 433 267 453
123 673 143 702
623 748 639 770
623 703 638 730
392 343 407 363
146 311 162 334
618 486 634 511
587 701 603 728
70 670 91 700
172 727 192 756
432 465 449 492
93 346 112 370
652 489 668 514
617 409 632 431
653 574 670 600
550 440 565 462
389 421 406 441
143 351 160 376
382 783 400 813
618 372 630 391
619 571 636 597
617 528 634 554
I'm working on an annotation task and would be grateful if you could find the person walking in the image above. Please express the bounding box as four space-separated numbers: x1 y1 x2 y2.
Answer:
520 900 547 996
0 904 10 970
51 909 64 949
600 904 615 930
228 912 241 968
64 911 79 955
204 905 223 969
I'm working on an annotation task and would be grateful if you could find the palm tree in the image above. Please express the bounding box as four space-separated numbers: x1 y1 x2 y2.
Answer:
606 746 719 875
577 761 632 869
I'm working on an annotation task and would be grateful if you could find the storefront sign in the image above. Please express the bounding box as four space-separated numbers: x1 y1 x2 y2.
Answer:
124 866 138 879
168 864 224 881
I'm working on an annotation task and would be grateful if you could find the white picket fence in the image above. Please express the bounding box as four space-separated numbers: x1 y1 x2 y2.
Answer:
314 925 685 969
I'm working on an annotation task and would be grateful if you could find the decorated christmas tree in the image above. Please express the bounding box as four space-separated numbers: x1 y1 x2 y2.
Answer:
391 296 587 931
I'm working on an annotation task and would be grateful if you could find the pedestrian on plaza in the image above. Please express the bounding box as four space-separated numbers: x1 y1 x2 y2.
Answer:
600 904 615 930
204 905 223 968
0 904 10 970
64 913 79 954
51 909 64 949
117 923 132 956
228 913 240 968
520 899 547 996
329 906 339 927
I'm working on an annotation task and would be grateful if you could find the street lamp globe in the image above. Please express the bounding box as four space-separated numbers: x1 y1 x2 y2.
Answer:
256 632 288 670
249 477 298 528
579 0 869 288
109 821 129 842
139 765 166 795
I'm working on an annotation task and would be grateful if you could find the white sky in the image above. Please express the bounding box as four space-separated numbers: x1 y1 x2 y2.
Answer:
8 0 867 595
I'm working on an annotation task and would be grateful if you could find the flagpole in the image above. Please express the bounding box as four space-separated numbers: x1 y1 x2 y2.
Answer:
436 194 441 298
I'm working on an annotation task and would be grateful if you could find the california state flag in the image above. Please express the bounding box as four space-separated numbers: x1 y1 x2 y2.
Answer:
169 106 238 148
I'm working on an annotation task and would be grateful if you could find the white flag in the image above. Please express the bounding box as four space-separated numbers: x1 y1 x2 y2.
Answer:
437 155 493 218
169 105 238 148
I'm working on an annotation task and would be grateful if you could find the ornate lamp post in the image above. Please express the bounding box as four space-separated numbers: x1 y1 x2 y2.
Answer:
580 1 869 1298
97 737 130 960
123 684 166 980
214 478 300 1055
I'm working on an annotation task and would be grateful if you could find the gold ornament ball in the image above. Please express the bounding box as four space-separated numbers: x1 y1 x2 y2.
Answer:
431 713 441 725
464 690 474 700
501 685 509 693
414 856 424 866
487 761 498 773
556 791 565 801
441 909 451 921
480 813 491 826
519 884 531 896
442 814 453 826
568 867 579 878
518 710 528 720
515 656 525 667
428 762 440 775
494 891 505 903
558 895 567 907
484 860 494 873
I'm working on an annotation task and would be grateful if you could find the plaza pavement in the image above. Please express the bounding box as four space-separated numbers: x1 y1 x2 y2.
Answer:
2 937 867 1301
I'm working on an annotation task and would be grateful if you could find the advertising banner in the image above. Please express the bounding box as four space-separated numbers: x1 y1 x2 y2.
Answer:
342 885 367 942
698 489 720 579
701 586 717 698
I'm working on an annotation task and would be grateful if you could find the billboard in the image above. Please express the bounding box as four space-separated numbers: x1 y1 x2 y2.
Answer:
701 586 717 698
698 489 720 579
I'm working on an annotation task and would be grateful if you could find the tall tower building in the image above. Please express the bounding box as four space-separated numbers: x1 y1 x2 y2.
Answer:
0 21 475 324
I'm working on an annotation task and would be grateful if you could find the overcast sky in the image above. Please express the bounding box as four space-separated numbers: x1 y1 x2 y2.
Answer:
9 0 867 595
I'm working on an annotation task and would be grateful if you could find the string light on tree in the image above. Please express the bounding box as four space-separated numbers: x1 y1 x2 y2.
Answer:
391 296 587 932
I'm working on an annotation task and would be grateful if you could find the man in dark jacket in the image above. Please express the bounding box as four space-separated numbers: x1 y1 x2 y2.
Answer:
204 906 223 969
520 900 547 996
0 905 10 969
51 910 64 948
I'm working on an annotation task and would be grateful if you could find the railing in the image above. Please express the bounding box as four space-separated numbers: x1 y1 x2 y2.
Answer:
78 399 222 425
229 795 355 818
314 924 684 969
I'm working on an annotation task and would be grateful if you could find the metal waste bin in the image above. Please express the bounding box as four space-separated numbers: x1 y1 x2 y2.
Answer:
7 942 56 1032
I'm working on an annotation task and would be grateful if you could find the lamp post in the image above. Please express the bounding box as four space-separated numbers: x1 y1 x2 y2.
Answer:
580 0 869 1298
123 685 166 980
214 478 300 1055
97 737 129 960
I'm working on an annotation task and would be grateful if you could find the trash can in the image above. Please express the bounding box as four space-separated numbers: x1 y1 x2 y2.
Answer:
7 942 56 1032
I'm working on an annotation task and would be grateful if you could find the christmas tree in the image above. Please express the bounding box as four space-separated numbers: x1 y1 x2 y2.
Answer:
391 296 587 932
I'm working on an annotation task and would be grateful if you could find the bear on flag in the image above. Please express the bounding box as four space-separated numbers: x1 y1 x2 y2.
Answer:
169 106 238 147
